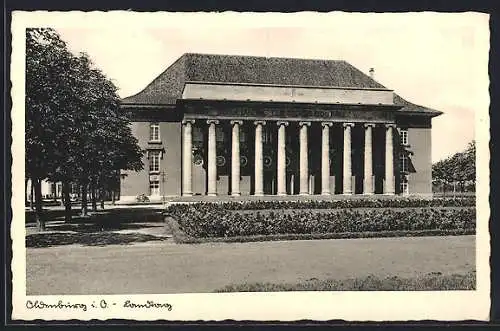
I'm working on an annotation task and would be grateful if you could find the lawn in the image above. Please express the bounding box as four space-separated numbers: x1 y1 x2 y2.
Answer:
216 271 476 292
26 235 475 294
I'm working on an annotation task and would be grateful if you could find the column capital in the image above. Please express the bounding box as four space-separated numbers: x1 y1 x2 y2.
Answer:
207 119 220 125
321 121 333 127
277 121 289 127
385 123 397 129
343 122 355 128
230 120 243 126
182 119 195 125
364 123 376 128
254 120 266 126
299 121 311 127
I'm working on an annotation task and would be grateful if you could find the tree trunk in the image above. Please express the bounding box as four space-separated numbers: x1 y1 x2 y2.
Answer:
100 189 105 210
25 178 28 206
63 181 72 223
91 182 97 212
81 182 88 217
30 180 34 210
111 191 116 205
34 178 45 231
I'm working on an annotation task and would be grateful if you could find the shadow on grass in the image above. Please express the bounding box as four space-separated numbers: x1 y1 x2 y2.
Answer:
39 222 165 233
26 207 164 224
215 271 476 292
26 232 167 248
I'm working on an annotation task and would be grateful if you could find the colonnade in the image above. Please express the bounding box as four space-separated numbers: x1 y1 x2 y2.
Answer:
181 119 396 196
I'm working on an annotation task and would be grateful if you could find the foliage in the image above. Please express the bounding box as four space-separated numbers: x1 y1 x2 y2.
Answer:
26 28 143 230
168 204 475 238
136 194 150 203
432 141 475 193
166 197 475 215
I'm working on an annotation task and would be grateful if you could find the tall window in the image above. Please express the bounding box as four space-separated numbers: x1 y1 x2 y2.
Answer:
399 154 408 173
149 150 160 173
400 129 408 146
216 127 225 142
193 126 203 143
262 127 272 143
150 180 160 196
150 122 160 142
400 181 409 195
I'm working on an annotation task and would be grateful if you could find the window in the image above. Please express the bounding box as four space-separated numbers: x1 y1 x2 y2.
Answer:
400 181 409 195
262 127 272 143
216 127 225 142
399 154 408 173
400 129 408 146
149 150 160 173
193 126 203 143
150 122 160 142
240 130 247 143
150 180 160 196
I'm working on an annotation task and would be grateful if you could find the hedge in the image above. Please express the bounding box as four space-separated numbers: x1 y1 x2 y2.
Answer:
168 204 475 238
166 197 475 215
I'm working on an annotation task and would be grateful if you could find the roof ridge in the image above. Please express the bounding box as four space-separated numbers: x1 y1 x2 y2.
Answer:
184 52 345 63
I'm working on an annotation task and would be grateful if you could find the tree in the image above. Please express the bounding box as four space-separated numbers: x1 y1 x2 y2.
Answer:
432 140 476 196
26 28 77 230
26 28 143 230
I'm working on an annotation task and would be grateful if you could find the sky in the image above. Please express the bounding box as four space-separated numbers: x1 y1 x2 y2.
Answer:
51 12 489 162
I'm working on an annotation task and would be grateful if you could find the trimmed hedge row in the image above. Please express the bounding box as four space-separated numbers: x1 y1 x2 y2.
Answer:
169 204 475 238
166 197 475 214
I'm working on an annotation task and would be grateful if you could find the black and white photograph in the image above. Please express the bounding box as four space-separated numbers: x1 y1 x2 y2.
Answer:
10 11 490 321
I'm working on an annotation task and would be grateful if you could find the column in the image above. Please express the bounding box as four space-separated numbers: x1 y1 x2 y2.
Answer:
321 122 333 195
384 123 396 195
363 123 375 195
182 119 195 196
230 120 243 196
299 121 311 195
207 119 219 196
276 121 288 196
343 122 354 195
254 121 265 196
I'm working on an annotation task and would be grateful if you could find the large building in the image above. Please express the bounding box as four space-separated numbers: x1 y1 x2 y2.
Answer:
119 53 442 202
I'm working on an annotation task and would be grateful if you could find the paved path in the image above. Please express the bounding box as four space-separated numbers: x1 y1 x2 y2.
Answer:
26 235 475 295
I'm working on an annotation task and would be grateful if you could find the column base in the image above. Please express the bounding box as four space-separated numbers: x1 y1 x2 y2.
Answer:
342 192 353 195
384 192 395 195
253 192 264 197
182 193 193 197
299 192 309 196
321 191 331 196
363 192 374 195
277 193 287 196
207 193 217 197
231 192 241 197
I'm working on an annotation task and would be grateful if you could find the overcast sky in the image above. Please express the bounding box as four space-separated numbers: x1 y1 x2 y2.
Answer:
51 12 489 162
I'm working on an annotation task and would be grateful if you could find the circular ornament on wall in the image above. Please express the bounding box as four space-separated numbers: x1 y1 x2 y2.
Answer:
216 155 226 167
264 155 273 168
240 155 248 167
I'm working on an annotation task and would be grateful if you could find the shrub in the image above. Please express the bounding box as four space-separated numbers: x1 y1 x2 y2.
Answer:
165 197 475 215
136 194 150 203
168 204 476 238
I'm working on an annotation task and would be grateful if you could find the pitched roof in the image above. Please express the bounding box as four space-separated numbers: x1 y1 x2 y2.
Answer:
122 53 442 116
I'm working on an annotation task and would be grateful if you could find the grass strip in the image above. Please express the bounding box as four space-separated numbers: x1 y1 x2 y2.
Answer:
215 271 476 292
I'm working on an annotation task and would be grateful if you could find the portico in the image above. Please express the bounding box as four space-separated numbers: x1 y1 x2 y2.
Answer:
180 100 400 197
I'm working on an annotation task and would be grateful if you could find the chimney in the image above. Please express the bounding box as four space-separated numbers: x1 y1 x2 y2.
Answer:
369 67 375 80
